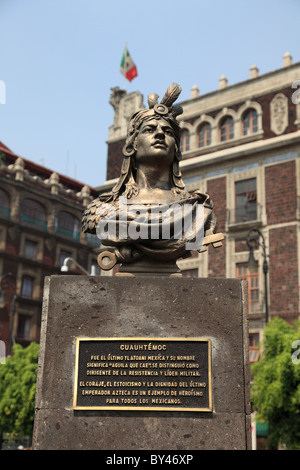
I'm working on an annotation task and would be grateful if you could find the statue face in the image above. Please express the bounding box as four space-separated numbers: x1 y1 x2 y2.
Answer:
135 117 176 166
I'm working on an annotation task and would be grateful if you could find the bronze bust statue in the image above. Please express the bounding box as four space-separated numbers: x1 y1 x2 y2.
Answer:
82 83 223 275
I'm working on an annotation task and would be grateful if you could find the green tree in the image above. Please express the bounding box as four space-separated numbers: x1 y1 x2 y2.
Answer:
0 342 39 445
251 317 300 449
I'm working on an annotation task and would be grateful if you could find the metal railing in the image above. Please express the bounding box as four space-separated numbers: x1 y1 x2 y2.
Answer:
55 225 80 241
20 213 47 231
0 206 10 219
227 203 261 225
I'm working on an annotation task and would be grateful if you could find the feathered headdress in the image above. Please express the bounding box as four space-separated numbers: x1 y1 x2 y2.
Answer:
147 82 183 118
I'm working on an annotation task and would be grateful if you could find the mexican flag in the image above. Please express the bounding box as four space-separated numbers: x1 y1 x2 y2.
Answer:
120 46 138 82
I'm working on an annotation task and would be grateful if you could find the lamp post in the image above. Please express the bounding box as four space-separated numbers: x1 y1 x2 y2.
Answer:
246 228 269 323
61 257 97 275
0 273 17 355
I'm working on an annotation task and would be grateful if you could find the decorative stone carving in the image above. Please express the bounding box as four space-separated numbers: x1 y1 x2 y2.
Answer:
10 193 20 222
77 185 91 207
249 65 259 79
219 75 228 90
108 89 144 140
270 93 288 135
190 84 200 99
9 157 26 181
46 207 57 233
48 172 60 195
282 51 292 67
109 87 127 128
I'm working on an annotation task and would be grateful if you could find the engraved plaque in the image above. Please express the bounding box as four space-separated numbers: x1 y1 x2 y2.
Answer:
73 338 212 412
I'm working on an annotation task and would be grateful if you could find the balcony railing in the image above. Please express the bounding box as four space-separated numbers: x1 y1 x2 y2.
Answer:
227 203 262 226
20 213 47 230
55 225 80 242
86 232 101 246
0 206 10 219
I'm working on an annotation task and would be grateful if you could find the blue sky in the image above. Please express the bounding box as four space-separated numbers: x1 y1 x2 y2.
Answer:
1 0 299 188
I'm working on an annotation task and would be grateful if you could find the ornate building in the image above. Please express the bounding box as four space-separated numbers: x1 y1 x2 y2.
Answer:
100 52 300 362
0 141 100 354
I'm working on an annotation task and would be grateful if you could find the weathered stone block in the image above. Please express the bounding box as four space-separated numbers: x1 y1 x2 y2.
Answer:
33 275 251 450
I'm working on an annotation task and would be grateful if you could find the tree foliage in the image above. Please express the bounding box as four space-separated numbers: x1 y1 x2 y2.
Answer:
251 317 300 449
0 342 39 437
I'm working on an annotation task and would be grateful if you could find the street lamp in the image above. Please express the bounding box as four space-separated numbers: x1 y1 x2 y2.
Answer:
246 228 269 323
61 257 97 275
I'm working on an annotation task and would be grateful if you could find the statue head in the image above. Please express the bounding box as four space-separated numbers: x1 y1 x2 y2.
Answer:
110 83 186 200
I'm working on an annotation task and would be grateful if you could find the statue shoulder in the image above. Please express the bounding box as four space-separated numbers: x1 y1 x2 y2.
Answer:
82 193 117 233
82 197 102 233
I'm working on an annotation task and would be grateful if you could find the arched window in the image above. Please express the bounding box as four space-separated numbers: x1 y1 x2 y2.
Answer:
219 116 234 142
0 189 10 218
180 129 190 152
55 211 80 240
242 109 258 136
197 123 211 148
20 198 46 229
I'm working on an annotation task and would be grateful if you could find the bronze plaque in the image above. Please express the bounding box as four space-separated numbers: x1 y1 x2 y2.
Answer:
73 338 212 412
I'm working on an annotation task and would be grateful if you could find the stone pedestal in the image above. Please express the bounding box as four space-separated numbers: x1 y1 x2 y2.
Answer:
33 275 251 450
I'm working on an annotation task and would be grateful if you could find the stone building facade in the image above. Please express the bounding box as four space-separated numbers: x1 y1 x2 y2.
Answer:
0 142 100 354
100 52 300 360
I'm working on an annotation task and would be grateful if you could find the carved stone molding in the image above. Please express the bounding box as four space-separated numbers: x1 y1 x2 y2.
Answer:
108 90 144 140
270 93 288 135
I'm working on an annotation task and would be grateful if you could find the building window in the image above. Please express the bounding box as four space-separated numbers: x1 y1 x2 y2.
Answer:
21 276 34 299
236 263 259 313
24 239 37 260
55 211 80 240
0 189 10 218
219 116 234 141
197 123 211 148
17 314 31 340
249 332 260 363
20 198 46 229
242 109 258 136
180 129 190 152
235 178 257 222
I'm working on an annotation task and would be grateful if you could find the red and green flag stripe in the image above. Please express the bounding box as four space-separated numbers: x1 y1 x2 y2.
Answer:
120 46 138 82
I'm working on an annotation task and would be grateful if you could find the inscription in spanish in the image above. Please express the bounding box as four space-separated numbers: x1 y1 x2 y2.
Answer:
74 338 212 412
